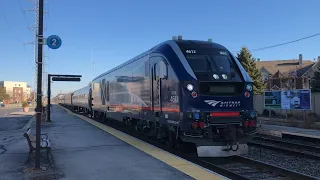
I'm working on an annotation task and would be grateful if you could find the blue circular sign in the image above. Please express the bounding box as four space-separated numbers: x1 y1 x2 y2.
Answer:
47 35 62 49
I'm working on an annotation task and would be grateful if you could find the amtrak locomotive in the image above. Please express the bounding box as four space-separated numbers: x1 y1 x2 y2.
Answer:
58 36 258 157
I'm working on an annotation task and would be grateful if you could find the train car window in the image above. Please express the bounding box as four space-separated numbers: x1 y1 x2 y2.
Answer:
106 81 109 101
154 64 158 80
144 61 149 76
158 60 168 79
186 55 211 72
185 54 231 73
152 56 168 80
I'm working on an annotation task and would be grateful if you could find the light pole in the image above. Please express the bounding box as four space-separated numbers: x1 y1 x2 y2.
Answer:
35 0 44 169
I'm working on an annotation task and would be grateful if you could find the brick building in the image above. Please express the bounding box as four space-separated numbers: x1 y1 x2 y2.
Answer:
0 81 31 103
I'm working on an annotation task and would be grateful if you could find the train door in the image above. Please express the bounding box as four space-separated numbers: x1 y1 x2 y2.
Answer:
71 93 74 105
88 88 92 109
151 56 168 118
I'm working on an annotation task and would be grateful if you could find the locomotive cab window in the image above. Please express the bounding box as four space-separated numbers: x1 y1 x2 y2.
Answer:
185 53 234 75
179 45 243 82
154 58 168 80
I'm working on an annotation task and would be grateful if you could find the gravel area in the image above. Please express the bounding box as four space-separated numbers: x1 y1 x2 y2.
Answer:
219 162 270 180
242 146 320 179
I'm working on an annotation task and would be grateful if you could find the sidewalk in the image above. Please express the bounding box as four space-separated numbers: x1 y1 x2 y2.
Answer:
0 105 228 180
258 116 320 130
9 111 35 116
23 105 200 180
0 116 35 180
259 124 320 139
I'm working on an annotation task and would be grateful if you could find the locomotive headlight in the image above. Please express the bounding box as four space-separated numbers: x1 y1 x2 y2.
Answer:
186 84 194 91
246 84 253 91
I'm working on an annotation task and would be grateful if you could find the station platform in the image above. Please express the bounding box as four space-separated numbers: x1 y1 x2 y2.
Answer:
259 124 320 139
23 105 228 180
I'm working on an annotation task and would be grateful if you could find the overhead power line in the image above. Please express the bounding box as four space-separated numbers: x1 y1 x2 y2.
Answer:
16 0 32 30
16 0 25 14
251 32 320 52
0 9 22 42
233 32 320 53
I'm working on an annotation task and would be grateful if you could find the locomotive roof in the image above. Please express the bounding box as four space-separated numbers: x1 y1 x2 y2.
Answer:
92 40 230 81
173 39 227 50
73 85 90 94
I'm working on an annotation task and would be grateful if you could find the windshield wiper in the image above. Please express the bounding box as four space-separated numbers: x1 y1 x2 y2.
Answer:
205 56 214 72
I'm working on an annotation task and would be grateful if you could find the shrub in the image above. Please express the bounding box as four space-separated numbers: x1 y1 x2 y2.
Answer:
22 101 29 107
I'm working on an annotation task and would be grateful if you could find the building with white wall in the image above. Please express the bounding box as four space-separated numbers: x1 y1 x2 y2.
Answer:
0 81 31 103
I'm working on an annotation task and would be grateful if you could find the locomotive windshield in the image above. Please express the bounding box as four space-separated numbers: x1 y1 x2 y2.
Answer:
185 53 232 73
183 48 243 82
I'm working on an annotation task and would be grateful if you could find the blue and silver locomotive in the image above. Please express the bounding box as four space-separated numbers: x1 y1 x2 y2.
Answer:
59 36 257 157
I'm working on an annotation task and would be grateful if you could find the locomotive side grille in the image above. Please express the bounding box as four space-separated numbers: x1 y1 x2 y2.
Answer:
199 82 243 96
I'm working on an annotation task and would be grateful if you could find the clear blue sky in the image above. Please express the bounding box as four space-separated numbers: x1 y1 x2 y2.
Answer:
1 0 320 96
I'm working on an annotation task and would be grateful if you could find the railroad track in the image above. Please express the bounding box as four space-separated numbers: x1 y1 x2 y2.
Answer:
196 155 317 180
281 133 320 145
249 135 320 160
72 109 317 180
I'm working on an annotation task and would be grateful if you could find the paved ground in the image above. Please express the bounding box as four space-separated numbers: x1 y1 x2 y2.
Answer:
0 108 33 132
0 108 34 180
261 124 320 139
0 108 22 116
16 105 194 180
0 116 32 132
0 106 227 180
0 108 35 132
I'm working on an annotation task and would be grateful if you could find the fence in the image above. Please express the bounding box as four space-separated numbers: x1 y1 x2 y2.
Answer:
254 92 320 116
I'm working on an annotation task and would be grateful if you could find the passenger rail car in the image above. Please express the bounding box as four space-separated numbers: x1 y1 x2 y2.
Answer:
59 37 258 157
71 86 91 113
62 92 74 108
57 94 66 105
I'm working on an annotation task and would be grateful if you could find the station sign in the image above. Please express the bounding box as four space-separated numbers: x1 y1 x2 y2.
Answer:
46 35 62 49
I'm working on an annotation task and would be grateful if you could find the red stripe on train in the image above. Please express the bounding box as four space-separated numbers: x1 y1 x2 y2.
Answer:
210 112 240 117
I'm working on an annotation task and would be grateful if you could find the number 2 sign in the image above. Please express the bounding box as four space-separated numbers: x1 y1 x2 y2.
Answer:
46 35 62 49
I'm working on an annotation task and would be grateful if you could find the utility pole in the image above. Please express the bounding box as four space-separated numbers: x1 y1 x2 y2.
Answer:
35 0 44 169
26 0 48 103
25 0 39 102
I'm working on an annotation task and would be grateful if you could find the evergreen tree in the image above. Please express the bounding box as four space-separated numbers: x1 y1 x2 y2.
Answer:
237 46 266 94
311 64 320 92
0 87 10 101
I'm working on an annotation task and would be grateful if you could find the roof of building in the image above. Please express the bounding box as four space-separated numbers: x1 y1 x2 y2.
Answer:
256 59 315 77
0 81 27 83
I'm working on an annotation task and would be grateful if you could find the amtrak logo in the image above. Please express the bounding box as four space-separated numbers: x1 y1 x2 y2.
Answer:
204 100 221 107
205 100 241 107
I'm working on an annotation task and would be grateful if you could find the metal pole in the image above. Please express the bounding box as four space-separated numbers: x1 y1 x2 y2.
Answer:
47 74 51 122
35 0 44 169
